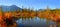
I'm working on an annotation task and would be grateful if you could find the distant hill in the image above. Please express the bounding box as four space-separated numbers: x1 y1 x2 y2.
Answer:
1 5 22 12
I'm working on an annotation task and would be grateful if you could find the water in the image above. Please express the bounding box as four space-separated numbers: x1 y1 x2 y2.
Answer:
16 17 60 27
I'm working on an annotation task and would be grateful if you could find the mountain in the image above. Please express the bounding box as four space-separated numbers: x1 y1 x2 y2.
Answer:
38 9 45 12
10 5 22 11
1 5 22 12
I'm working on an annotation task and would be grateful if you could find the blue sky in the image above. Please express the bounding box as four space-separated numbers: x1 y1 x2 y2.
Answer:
0 0 60 10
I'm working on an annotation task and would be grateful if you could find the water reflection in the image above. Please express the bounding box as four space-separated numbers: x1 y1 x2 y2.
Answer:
16 17 60 27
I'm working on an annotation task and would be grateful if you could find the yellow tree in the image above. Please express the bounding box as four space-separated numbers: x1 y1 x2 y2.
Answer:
45 6 51 18
0 6 3 27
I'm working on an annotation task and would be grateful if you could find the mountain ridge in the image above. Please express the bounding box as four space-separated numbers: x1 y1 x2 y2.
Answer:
0 5 22 12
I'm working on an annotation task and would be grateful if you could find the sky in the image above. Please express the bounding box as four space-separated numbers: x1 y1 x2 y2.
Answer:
0 0 60 10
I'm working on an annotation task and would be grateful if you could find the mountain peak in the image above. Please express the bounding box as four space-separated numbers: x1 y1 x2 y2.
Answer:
1 5 22 12
10 5 17 7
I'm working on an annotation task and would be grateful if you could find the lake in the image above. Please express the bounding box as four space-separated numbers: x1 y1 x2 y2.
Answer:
16 17 60 27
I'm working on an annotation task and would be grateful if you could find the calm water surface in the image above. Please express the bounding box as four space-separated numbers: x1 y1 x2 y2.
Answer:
16 17 60 27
